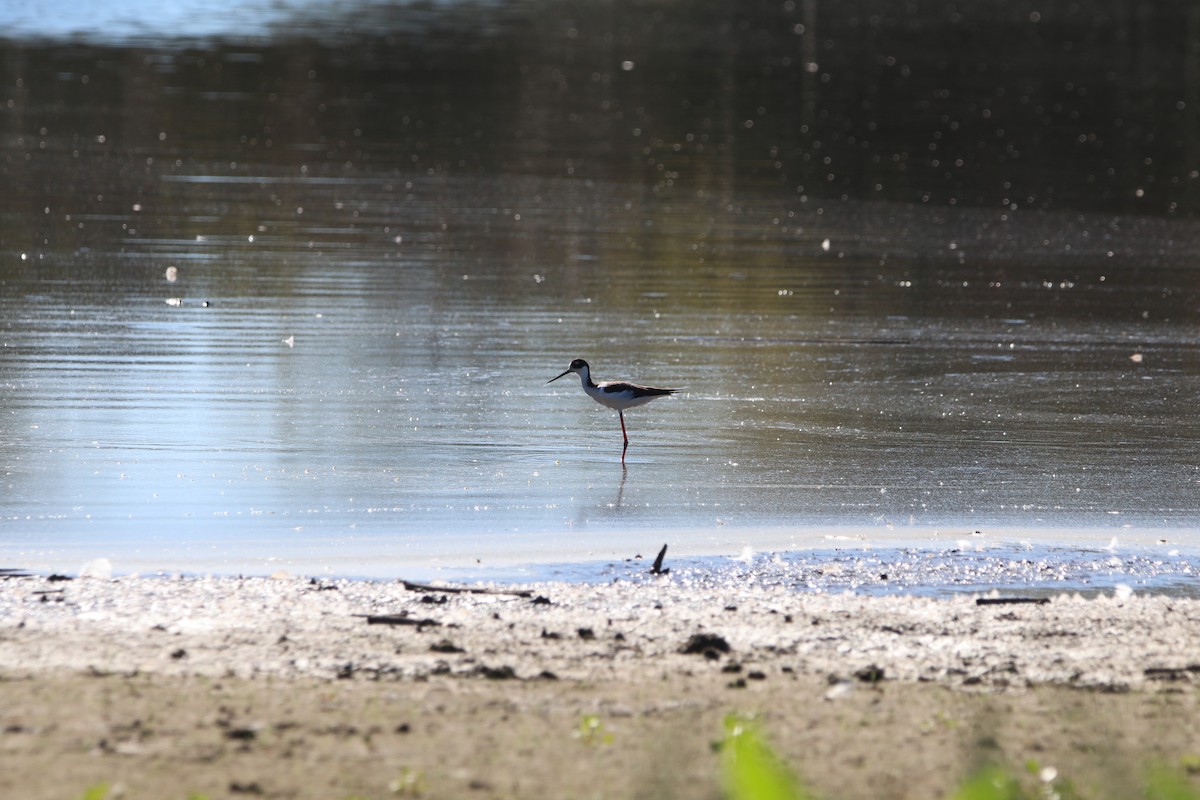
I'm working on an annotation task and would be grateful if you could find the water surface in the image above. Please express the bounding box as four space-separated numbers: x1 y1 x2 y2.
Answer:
1 0 1198 583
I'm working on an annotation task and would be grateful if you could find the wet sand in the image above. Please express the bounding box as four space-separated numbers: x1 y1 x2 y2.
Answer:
3 574 1200 799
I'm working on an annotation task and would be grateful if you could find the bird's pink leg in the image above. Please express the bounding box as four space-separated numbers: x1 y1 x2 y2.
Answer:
619 411 629 462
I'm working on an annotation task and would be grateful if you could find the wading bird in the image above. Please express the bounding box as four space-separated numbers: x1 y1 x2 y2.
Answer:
548 359 678 463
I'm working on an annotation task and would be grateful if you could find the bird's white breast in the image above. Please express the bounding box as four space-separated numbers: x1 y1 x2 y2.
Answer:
585 382 657 410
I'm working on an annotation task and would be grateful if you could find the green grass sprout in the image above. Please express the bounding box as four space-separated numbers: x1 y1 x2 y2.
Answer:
721 715 811 800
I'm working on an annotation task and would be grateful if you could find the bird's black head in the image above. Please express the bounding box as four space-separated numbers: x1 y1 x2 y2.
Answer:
548 358 590 384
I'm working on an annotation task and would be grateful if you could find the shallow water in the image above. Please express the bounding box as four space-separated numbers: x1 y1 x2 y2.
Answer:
530 539 1200 599
1 0 1199 583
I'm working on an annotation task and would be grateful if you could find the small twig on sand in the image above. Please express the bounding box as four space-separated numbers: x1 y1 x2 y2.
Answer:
975 597 1050 606
358 614 441 628
1145 666 1200 681
400 580 532 598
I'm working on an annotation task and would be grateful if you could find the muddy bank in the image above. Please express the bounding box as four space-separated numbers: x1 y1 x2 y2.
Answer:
3 575 1200 799
3 574 1199 688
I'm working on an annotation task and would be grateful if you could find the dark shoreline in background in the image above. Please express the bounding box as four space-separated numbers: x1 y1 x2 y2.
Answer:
6 0 1200 223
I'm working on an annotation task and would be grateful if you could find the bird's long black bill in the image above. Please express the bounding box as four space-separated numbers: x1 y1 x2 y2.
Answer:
547 369 571 384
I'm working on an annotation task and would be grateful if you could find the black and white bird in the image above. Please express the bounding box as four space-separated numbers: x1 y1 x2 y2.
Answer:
548 358 679 462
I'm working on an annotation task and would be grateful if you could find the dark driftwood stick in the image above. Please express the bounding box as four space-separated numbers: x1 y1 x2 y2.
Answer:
650 544 669 575
975 597 1050 606
400 580 532 598
1145 666 1200 680
359 614 441 627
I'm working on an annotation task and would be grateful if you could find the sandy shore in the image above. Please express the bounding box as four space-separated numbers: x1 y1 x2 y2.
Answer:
3 574 1200 799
